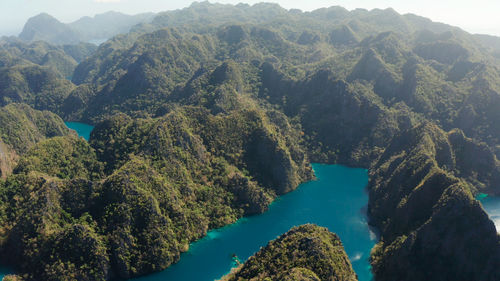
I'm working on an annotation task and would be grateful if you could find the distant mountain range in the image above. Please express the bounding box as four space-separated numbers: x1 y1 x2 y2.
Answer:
18 11 155 45
13 3 500 52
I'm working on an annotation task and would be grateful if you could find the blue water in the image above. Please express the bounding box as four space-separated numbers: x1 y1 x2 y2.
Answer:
478 193 500 232
135 164 375 281
0 161 374 280
65 122 94 141
0 266 13 280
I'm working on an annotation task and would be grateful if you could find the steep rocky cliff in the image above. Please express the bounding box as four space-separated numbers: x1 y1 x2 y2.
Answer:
368 123 500 281
0 103 70 178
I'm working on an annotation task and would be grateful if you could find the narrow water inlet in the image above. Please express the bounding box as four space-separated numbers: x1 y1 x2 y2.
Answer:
478 193 500 232
133 164 375 281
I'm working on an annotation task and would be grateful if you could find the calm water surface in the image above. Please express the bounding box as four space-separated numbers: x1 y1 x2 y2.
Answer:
65 122 94 141
478 193 500 231
0 266 13 280
135 164 375 281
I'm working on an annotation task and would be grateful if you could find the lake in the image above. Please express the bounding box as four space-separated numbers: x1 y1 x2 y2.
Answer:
65 122 94 141
134 164 375 281
478 193 500 232
0 266 13 280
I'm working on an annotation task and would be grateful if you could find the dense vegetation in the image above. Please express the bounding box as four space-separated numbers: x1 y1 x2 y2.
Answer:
0 39 98 115
0 2 499 280
222 224 358 281
0 65 74 112
368 123 500 280
0 38 97 76
0 103 70 178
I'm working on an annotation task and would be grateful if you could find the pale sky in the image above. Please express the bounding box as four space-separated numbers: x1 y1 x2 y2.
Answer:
0 0 499 37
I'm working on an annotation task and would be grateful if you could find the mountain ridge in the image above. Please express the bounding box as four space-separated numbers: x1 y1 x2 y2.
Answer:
15 1 500 47
18 11 155 45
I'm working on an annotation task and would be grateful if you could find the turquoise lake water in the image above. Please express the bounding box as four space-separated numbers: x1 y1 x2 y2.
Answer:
134 164 375 281
0 266 13 280
478 193 500 232
65 122 94 141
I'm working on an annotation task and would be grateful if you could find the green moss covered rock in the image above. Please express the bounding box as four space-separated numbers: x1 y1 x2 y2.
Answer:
223 224 357 281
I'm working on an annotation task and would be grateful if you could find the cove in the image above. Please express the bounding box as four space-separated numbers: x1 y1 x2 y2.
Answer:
477 193 500 232
65 122 94 141
134 164 375 281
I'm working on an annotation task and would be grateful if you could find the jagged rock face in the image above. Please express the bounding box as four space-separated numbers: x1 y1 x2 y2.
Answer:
243 127 301 194
2 275 22 281
281 268 321 281
329 25 359 45
0 65 75 113
89 107 312 196
447 129 500 194
0 40 82 78
0 103 70 178
13 135 103 180
414 41 470 64
0 140 17 178
223 224 358 281
372 185 500 281
217 25 248 45
297 31 320 45
0 103 70 152
0 174 111 280
258 64 415 166
368 123 500 281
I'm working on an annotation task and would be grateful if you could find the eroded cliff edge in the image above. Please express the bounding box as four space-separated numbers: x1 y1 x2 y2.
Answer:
368 122 500 281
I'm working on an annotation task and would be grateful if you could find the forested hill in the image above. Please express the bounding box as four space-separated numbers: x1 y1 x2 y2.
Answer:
0 2 499 281
0 103 71 178
222 224 358 281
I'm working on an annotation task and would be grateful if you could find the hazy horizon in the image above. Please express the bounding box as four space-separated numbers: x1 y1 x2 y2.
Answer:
1 0 499 37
